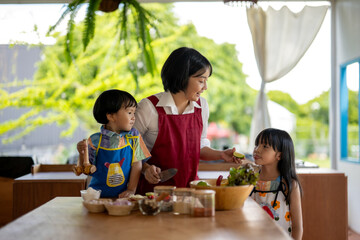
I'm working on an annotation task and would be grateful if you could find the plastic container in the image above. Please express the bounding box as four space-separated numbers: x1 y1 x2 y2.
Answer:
138 199 162 216
80 187 101 201
154 185 175 212
191 190 215 217
173 188 194 215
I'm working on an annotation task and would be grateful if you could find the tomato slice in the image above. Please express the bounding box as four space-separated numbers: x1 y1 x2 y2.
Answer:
216 175 223 186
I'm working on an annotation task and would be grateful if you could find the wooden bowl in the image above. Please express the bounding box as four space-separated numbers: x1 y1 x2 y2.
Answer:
190 179 254 210
83 200 106 213
105 202 134 216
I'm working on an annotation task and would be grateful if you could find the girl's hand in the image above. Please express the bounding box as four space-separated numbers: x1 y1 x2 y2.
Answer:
144 165 161 184
118 189 135 198
77 139 87 155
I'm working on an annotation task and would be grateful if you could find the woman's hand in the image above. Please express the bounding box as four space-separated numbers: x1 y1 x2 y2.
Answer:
200 146 242 163
144 165 161 184
221 147 242 163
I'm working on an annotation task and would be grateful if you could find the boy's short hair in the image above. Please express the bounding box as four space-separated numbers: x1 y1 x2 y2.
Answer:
161 47 213 94
93 89 137 124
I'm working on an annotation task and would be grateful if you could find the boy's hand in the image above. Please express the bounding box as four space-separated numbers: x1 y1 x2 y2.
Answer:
144 165 161 184
118 189 135 198
74 139 91 176
77 139 87 155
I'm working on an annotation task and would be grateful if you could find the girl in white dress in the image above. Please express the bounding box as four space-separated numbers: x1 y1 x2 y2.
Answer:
250 128 303 240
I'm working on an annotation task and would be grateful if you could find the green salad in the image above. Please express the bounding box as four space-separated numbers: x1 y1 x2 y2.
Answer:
227 163 259 186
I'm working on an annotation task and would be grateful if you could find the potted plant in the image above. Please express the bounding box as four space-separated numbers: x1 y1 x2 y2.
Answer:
48 0 158 77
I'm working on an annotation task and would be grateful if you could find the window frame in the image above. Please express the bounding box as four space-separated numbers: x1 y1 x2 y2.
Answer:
340 57 360 163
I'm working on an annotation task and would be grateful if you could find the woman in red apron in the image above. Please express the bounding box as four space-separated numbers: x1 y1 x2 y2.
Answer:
136 47 241 194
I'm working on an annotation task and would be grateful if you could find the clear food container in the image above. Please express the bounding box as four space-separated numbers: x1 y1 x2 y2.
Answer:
173 188 194 215
154 185 175 212
138 199 162 216
191 190 215 217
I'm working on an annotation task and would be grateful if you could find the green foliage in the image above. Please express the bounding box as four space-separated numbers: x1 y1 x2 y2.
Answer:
83 0 101 50
268 90 330 158
48 0 158 77
0 4 253 143
348 90 359 125
267 90 299 114
301 91 329 124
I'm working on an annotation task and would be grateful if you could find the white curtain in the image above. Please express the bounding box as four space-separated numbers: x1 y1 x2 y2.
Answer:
246 5 328 150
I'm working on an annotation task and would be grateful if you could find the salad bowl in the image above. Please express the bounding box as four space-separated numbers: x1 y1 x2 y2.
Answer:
190 179 253 210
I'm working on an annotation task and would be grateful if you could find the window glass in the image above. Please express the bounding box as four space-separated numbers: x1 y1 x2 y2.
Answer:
341 60 360 162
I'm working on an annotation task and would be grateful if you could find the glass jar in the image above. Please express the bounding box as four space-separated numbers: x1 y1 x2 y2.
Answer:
173 188 194 215
191 190 215 217
154 185 175 212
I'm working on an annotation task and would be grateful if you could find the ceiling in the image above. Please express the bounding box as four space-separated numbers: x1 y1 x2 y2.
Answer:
1 0 216 3
0 0 327 3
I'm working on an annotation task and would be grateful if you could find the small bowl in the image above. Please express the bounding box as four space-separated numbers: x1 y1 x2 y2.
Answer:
83 199 106 213
105 200 134 216
128 195 145 211
190 179 254 210
138 199 162 216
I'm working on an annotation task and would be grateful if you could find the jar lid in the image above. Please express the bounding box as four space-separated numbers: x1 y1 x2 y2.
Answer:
192 189 215 195
174 187 194 192
174 188 194 195
154 186 176 191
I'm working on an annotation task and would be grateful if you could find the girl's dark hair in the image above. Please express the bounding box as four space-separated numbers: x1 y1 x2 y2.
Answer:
255 128 302 204
93 89 137 124
161 47 213 94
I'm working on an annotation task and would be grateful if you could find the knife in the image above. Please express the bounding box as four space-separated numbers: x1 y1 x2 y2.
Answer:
159 168 178 182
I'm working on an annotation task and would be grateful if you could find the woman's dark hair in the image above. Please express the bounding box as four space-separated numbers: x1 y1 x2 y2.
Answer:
255 128 302 204
93 89 137 124
161 47 213 94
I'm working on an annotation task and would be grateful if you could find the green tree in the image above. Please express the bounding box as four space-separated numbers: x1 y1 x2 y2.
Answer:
0 3 254 143
268 90 329 158
348 90 359 125
267 90 299 114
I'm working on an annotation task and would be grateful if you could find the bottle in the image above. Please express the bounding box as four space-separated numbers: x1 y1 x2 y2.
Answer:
154 186 175 212
191 190 215 217
173 188 194 215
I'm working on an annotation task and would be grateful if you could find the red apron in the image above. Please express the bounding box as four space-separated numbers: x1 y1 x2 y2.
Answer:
137 95 203 195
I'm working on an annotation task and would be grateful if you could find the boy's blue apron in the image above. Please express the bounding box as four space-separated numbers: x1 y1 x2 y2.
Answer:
89 134 134 198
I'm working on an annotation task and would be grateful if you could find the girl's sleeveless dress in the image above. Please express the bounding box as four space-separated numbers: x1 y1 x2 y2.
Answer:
250 176 292 235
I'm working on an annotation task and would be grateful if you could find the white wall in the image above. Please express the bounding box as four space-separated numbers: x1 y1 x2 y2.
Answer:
334 0 360 233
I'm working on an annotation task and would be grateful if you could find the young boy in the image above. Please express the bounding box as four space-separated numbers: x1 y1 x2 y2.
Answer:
76 89 151 198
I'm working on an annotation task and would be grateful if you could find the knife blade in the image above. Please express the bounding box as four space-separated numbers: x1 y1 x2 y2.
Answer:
159 168 178 182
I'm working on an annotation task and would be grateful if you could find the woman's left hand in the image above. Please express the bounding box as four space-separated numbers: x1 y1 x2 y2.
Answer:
200 146 242 163
221 147 240 163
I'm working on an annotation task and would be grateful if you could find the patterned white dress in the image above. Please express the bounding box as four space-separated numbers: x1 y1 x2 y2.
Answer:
250 176 292 235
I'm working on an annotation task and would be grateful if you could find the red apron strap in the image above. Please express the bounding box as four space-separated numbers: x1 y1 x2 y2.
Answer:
147 95 166 115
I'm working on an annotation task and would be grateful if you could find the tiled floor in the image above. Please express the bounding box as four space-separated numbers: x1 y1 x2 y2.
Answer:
349 228 360 240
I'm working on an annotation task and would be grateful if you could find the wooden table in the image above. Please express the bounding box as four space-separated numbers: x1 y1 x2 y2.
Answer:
198 168 348 240
13 172 88 219
0 197 291 240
